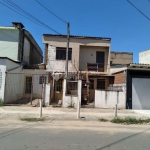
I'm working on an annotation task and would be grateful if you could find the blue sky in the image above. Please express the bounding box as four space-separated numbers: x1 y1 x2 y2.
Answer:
0 0 150 63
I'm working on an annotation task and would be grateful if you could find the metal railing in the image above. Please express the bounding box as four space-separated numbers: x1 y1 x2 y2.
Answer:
87 63 108 72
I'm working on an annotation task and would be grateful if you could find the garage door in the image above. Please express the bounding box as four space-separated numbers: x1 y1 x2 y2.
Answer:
132 78 150 110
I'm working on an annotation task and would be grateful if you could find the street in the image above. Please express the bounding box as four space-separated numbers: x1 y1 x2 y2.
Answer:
0 107 150 150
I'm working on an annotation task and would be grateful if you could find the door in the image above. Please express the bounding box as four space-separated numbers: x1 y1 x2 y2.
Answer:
96 52 104 72
25 77 32 94
132 78 150 110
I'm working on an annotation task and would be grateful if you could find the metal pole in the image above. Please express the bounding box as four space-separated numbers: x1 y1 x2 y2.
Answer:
39 100 42 118
77 100 80 119
65 22 70 79
114 104 117 118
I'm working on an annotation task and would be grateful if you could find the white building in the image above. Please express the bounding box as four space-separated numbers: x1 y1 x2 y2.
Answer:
139 49 150 64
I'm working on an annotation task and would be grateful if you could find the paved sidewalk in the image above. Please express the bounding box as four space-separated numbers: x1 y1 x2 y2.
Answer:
0 106 149 122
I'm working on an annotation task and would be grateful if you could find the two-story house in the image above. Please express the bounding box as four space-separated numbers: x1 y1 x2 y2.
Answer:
43 34 114 106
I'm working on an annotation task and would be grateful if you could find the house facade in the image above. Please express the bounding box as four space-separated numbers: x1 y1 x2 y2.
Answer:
0 22 43 65
43 34 114 107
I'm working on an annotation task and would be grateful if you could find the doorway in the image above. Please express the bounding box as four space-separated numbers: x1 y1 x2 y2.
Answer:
96 51 104 72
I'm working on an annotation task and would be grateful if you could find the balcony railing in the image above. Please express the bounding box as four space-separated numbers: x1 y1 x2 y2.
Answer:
87 63 107 72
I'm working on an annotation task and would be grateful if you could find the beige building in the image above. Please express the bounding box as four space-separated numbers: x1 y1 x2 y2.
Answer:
110 52 133 65
43 34 114 106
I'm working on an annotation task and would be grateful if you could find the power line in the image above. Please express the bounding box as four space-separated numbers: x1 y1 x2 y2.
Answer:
127 0 150 22
0 0 61 34
4 0 61 34
35 0 67 24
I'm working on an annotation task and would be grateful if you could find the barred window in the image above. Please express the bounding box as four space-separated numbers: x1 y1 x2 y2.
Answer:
54 80 63 92
97 79 105 90
39 76 47 84
56 47 72 60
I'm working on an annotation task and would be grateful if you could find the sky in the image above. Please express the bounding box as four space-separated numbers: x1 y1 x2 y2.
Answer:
0 0 150 63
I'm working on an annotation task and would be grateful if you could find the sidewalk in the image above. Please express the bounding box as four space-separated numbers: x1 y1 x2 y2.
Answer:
0 106 149 122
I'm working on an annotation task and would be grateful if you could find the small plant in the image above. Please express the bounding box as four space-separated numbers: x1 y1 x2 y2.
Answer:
20 117 45 122
111 117 150 124
66 99 75 108
0 98 4 106
98 118 108 122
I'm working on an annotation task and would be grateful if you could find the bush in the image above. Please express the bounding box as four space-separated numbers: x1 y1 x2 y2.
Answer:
20 117 45 122
98 118 108 122
111 117 150 124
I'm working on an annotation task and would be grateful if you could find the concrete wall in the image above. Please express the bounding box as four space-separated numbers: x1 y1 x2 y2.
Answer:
46 45 76 72
110 52 133 65
43 36 110 72
139 50 150 64
95 90 126 109
132 78 150 110
0 28 19 61
0 65 6 100
62 79 81 108
79 46 109 72
23 37 30 64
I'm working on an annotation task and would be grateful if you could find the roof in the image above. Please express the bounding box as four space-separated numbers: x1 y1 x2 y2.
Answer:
43 34 111 41
111 51 133 55
0 57 20 63
128 63 150 70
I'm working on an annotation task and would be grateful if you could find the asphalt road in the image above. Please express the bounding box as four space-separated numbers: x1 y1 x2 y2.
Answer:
0 119 150 150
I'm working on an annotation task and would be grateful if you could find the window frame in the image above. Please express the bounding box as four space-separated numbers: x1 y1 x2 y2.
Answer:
56 47 72 60
97 79 105 90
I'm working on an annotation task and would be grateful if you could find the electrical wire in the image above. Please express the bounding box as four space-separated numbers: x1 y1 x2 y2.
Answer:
127 0 150 22
4 0 61 34
0 0 61 34
35 0 67 24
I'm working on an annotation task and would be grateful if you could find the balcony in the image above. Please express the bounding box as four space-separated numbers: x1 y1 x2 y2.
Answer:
87 63 107 72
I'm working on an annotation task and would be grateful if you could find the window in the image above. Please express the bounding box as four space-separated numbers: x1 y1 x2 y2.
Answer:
97 79 105 90
54 80 63 92
89 79 94 89
56 47 72 60
39 76 47 84
25 77 32 94
66 81 78 95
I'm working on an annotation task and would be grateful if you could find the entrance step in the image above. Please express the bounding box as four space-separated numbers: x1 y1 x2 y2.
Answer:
81 105 94 108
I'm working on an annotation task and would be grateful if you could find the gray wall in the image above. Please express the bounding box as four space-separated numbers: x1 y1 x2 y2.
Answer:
132 78 150 110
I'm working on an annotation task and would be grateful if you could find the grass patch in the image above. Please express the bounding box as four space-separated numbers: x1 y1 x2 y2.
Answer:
0 99 4 106
111 117 150 124
52 105 61 108
98 118 108 122
67 105 74 108
20 117 45 122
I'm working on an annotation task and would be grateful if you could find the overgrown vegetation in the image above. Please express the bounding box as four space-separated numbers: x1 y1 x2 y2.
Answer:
111 117 150 124
98 118 108 122
20 117 45 122
0 98 4 106
52 105 61 108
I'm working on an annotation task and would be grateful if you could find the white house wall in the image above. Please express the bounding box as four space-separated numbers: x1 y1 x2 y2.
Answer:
23 37 30 64
95 90 126 109
0 28 19 61
139 50 150 64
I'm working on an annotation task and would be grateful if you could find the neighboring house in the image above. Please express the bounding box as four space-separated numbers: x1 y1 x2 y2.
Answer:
110 52 133 65
43 34 114 107
0 22 43 65
0 57 49 104
139 49 150 64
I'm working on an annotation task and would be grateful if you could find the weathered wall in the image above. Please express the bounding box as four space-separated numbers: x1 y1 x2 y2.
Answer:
139 50 150 64
79 46 109 72
23 37 30 64
110 52 133 65
95 90 126 109
62 79 81 108
0 28 19 61
46 45 76 72
43 36 110 72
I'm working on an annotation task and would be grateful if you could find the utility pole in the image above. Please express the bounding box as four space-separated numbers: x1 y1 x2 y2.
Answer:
65 22 70 79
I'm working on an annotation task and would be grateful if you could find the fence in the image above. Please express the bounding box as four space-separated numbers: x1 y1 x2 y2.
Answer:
4 72 49 105
95 90 126 109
